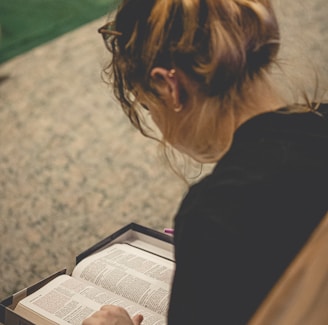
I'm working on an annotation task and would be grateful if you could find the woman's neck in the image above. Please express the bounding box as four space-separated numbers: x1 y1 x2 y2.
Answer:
203 77 286 164
234 77 286 131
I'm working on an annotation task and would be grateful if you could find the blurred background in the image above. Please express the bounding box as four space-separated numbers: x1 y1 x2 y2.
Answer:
0 0 327 300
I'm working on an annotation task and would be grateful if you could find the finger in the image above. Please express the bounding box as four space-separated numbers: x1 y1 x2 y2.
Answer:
132 313 144 325
82 310 105 325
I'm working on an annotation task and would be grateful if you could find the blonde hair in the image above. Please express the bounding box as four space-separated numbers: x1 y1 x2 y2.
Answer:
105 0 280 161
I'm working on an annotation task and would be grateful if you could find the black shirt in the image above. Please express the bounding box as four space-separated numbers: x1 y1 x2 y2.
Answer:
168 105 328 325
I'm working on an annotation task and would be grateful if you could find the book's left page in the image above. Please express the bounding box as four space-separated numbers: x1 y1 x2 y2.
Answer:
15 274 167 325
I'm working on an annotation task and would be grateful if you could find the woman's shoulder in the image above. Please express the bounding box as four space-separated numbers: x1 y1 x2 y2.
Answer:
176 103 328 224
317 102 328 118
237 103 328 138
185 103 328 206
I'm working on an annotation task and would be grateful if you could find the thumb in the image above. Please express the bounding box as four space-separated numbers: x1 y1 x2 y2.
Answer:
132 313 144 325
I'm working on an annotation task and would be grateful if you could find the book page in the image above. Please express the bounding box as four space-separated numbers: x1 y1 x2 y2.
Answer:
15 274 166 325
72 243 175 316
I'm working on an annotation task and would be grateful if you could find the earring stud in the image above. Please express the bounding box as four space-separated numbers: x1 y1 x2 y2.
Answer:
168 69 176 78
174 104 182 112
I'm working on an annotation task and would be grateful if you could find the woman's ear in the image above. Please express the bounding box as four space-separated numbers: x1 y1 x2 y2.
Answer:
150 67 182 112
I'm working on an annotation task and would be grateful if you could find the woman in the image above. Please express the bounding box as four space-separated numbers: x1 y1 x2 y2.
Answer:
84 0 328 324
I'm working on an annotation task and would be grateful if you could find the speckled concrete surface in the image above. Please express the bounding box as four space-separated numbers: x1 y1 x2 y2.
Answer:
0 0 327 299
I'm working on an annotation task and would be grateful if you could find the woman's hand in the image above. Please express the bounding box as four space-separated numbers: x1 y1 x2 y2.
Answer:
82 305 143 325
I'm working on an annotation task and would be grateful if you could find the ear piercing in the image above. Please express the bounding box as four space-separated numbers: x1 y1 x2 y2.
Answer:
168 69 182 112
168 69 176 78
174 104 182 112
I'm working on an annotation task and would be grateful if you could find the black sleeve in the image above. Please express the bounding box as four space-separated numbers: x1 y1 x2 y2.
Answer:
168 183 286 325
167 110 328 325
168 148 327 325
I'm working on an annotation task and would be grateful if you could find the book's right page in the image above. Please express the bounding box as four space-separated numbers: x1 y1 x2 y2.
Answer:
72 243 175 317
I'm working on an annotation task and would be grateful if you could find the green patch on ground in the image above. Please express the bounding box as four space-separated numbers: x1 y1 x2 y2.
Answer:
0 0 119 64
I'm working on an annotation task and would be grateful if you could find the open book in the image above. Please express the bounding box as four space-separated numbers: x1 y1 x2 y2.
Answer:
14 242 175 325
